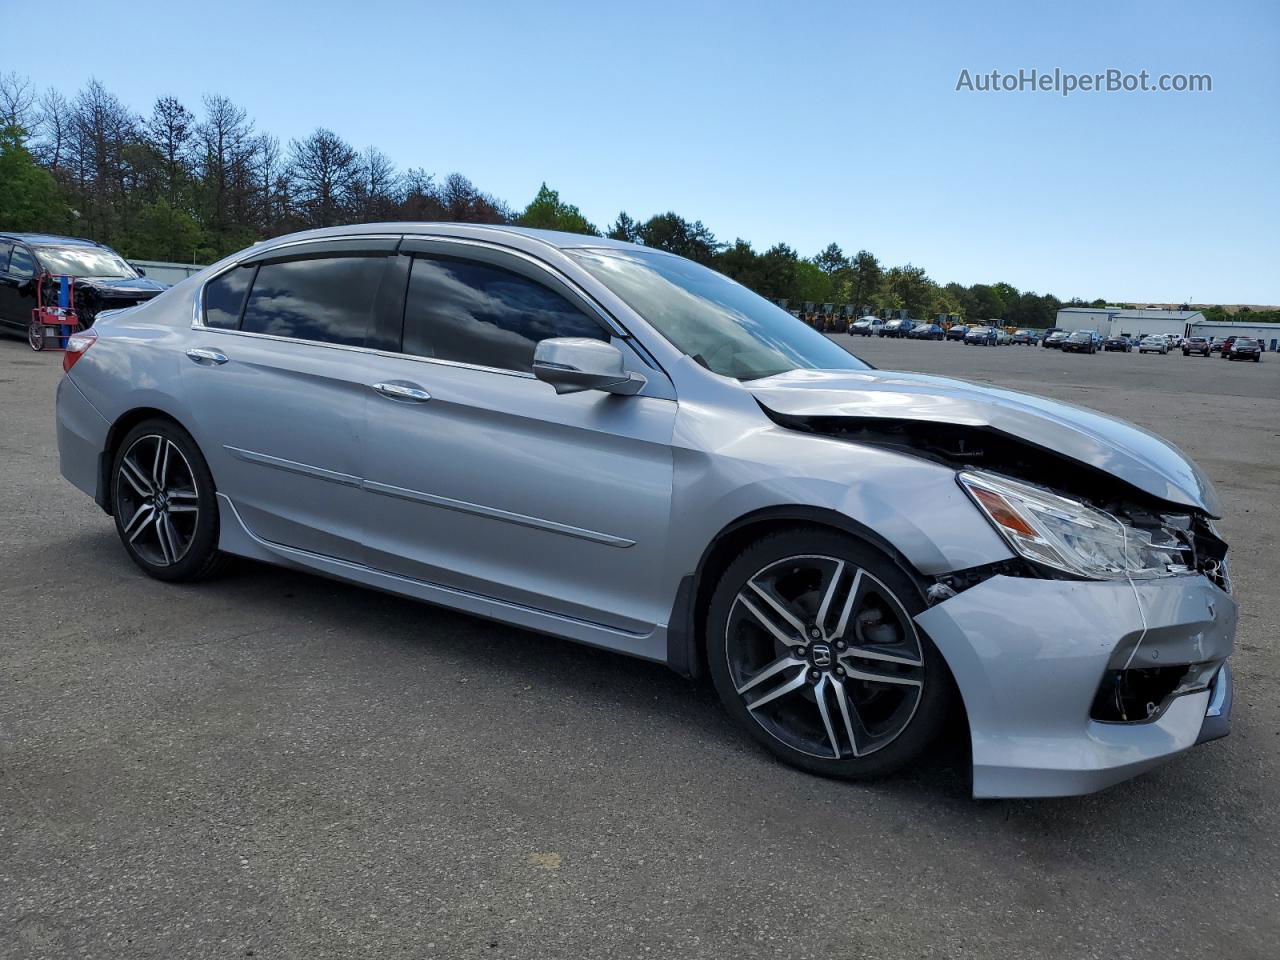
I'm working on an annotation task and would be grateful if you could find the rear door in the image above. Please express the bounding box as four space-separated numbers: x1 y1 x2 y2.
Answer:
181 237 399 561
358 240 677 634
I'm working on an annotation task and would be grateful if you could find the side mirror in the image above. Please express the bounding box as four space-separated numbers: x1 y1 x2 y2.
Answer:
135 267 147 276
533 338 646 396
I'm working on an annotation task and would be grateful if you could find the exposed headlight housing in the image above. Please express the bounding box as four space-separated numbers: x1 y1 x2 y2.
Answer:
958 471 1192 580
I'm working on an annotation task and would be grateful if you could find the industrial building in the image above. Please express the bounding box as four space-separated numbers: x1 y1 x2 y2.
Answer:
1188 319 1280 351
1054 307 1204 339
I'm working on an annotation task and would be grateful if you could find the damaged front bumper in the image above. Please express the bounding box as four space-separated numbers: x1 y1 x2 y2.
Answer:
916 574 1236 799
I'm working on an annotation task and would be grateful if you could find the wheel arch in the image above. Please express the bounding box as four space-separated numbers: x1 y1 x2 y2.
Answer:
97 407 193 515
665 505 931 680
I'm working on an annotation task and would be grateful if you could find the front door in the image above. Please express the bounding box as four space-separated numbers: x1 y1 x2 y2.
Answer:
0 243 37 330
360 245 677 635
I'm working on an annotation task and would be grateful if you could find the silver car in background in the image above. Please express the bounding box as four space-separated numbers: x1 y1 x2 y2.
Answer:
55 224 1236 798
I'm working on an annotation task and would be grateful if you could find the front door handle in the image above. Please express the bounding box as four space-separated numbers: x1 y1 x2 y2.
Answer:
372 381 432 402
186 348 228 365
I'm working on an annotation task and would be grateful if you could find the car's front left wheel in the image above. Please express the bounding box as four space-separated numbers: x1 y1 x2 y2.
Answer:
111 419 225 582
706 530 954 781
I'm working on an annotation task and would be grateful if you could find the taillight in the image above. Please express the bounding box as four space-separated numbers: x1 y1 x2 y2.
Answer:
63 329 97 373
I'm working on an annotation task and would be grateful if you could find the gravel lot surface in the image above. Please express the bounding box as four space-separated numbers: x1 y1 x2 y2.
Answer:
2 333 1277 959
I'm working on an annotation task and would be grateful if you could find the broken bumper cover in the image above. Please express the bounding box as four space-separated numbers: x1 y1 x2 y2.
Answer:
916 574 1236 799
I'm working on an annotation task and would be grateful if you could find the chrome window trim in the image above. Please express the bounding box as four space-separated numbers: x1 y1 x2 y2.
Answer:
190 232 665 386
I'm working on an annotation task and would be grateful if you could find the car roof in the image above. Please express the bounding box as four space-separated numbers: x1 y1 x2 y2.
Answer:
246 222 647 255
0 232 109 248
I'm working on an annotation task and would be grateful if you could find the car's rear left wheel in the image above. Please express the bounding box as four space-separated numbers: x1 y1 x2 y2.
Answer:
706 530 953 780
111 419 225 582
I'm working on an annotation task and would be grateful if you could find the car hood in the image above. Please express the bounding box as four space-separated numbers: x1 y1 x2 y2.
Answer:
748 368 1222 514
77 276 168 297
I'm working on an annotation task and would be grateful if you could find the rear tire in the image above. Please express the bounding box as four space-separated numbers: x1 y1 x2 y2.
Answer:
111 419 226 583
706 530 954 781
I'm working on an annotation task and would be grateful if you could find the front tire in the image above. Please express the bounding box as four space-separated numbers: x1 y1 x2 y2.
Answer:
111 419 225 582
706 530 954 781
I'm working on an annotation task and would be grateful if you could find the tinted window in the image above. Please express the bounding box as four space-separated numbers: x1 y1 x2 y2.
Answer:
203 265 255 329
9 245 36 278
402 256 606 373
242 256 385 346
0 243 11 273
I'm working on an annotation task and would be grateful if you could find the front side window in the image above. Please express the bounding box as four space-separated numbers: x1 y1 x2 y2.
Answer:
241 256 385 347
568 248 868 381
34 245 133 278
402 255 607 373
8 245 36 278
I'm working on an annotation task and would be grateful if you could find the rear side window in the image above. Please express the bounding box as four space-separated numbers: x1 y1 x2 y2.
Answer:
241 256 385 347
203 265 254 329
0 243 11 273
402 255 607 373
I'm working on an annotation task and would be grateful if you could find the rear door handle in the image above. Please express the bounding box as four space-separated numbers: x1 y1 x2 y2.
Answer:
186 348 228 365
372 381 432 402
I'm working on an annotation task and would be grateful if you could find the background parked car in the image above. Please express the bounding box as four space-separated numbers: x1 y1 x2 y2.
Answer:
1138 335 1170 355
945 323 969 341
1011 329 1038 345
1 233 167 336
1224 337 1262 361
1061 330 1099 354
1103 335 1132 352
1183 336 1211 357
908 322 945 340
878 317 916 338
1043 329 1069 349
994 329 1013 345
964 325 998 346
848 315 881 336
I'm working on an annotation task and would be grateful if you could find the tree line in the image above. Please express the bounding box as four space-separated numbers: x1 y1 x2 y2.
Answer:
0 71 1219 328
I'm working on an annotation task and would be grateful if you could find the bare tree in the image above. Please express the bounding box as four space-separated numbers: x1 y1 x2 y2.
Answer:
146 95 195 211
33 88 72 172
0 71 37 131
67 79 140 240
350 145 400 221
196 94 254 248
288 127 358 227
436 172 511 223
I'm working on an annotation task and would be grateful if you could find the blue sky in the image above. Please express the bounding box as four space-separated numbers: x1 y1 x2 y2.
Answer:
3 0 1277 303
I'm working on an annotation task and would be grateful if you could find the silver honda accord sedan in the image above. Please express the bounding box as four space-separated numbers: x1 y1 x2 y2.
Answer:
54 223 1236 797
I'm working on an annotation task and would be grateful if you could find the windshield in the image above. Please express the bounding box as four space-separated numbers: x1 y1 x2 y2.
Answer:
34 245 136 279
1236 339 1257 346
568 248 869 380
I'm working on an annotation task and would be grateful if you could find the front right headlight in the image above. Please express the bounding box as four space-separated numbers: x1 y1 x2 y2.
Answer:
958 471 1191 580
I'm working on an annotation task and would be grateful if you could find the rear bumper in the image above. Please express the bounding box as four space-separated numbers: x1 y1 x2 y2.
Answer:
916 574 1236 798
56 375 110 504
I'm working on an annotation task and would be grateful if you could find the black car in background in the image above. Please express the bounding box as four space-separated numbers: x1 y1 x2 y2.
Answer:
0 233 167 335
1183 336 1211 356
1061 330 1100 354
878 317 916 338
908 322 945 340
1043 330 1069 349
1104 335 1132 352
964 325 998 345
1224 337 1262 362
945 324 969 341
